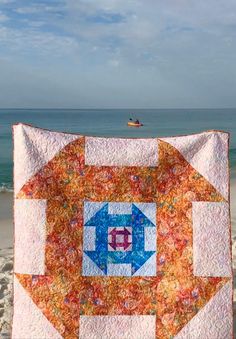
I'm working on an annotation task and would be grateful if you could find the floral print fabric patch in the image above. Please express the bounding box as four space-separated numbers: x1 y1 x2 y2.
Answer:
12 124 233 339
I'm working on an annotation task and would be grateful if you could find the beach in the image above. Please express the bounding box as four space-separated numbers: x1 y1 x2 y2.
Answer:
0 192 13 337
0 180 235 336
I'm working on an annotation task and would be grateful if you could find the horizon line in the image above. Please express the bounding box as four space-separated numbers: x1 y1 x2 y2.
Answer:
0 107 236 110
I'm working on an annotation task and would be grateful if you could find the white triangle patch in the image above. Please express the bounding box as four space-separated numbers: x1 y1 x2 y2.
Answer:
161 131 229 199
13 124 80 195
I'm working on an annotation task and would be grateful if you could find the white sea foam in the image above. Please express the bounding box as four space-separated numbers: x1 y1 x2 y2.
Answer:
0 184 13 193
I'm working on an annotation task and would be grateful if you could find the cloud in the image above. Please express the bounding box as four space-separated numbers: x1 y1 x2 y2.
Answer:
109 59 120 67
0 0 236 107
22 19 45 28
15 7 42 14
86 12 125 24
14 4 64 15
0 0 14 3
0 11 9 22
0 25 79 59
3 0 236 62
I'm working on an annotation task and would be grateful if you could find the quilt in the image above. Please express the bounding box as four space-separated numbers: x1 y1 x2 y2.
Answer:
12 124 233 338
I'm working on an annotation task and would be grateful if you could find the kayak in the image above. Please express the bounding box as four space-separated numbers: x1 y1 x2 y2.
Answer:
127 122 143 127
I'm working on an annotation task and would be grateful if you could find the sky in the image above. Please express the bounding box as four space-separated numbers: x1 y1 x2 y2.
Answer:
0 0 236 108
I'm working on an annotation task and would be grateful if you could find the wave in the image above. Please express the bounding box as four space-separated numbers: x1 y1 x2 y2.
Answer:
0 183 13 193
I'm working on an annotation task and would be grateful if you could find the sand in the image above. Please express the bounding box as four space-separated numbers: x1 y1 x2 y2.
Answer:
0 193 13 337
0 247 13 337
0 184 236 337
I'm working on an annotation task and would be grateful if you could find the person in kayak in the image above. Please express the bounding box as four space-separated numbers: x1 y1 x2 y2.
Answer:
128 118 141 125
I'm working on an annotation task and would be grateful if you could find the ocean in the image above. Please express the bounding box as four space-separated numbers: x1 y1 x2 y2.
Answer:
1 108 236 192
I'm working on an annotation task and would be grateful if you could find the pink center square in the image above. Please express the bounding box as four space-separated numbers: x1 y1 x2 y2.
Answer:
108 227 132 252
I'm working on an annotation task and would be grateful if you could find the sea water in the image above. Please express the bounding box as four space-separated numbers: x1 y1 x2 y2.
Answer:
0 108 236 191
